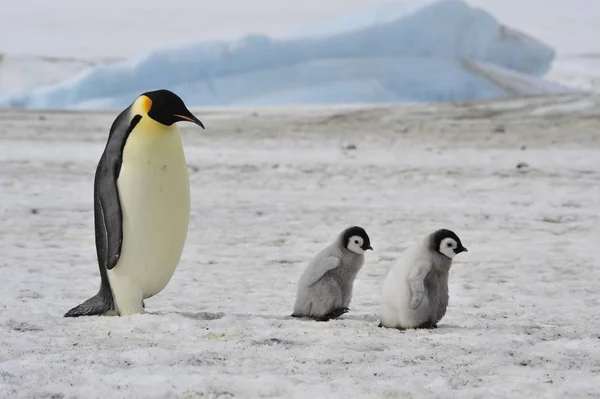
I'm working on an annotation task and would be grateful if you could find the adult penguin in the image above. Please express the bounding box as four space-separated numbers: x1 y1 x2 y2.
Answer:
65 89 204 317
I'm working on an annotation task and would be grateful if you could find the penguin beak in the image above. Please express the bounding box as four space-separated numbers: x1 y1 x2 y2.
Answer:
364 245 373 251
174 112 205 129
456 246 468 254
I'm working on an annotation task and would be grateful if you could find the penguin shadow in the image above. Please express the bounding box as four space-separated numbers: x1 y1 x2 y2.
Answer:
158 311 227 321
376 322 470 333
271 312 381 323
146 310 468 332
428 323 470 332
173 312 377 323
238 314 296 321
164 311 295 322
340 313 380 323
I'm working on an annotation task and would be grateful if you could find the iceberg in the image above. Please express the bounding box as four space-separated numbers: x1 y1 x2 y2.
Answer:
0 0 567 110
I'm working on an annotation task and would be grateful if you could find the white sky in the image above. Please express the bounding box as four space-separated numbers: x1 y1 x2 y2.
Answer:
0 0 598 58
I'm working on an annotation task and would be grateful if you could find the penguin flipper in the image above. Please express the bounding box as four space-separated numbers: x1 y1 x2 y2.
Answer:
64 291 114 317
97 184 123 271
95 114 142 271
304 256 341 287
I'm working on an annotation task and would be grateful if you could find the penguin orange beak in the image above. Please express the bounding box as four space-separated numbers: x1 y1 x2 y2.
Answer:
174 113 205 129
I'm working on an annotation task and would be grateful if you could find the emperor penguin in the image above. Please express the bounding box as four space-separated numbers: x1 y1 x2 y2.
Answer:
64 89 205 317
379 229 468 329
291 226 373 321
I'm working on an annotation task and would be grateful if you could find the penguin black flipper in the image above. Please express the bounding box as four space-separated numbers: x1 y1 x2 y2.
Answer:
64 111 141 317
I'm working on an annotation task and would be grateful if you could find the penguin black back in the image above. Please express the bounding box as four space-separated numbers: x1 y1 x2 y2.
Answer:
64 109 141 317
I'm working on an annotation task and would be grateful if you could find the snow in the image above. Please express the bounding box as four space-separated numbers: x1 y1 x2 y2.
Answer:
546 57 600 93
0 0 567 110
1 93 600 397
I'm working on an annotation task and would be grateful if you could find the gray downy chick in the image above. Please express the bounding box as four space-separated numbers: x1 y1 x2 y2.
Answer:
379 228 467 329
292 226 373 321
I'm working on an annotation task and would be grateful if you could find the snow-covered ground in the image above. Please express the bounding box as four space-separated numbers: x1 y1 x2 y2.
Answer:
1 93 599 398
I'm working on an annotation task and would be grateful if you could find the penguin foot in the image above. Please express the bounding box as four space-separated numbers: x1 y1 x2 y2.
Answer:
416 321 438 329
378 322 407 331
317 307 349 322
64 291 115 317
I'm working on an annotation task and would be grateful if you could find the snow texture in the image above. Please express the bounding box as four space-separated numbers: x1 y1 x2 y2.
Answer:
1 93 599 398
0 0 562 110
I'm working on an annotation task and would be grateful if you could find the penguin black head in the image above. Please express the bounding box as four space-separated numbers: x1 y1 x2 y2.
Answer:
430 228 467 259
136 89 205 128
341 226 373 254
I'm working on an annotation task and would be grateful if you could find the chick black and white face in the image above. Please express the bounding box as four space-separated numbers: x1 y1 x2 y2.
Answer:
433 229 468 259
347 235 366 254
342 226 373 255
439 237 460 259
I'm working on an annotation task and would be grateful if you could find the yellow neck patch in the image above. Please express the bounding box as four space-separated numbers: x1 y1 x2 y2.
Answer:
132 95 153 116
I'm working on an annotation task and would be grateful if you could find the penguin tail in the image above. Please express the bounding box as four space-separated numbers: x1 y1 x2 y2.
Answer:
64 291 114 317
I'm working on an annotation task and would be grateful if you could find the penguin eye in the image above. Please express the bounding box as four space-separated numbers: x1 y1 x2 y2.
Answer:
354 240 359 244
447 242 453 247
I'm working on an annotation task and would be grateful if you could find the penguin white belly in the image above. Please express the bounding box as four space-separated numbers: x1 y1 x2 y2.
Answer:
108 121 190 316
380 256 430 328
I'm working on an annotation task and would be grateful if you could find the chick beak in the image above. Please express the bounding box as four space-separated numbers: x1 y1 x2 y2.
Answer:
365 245 373 251
456 246 468 254
174 111 205 129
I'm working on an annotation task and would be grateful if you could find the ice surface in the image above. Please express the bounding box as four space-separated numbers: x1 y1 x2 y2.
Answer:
0 93 599 397
0 0 565 110
0 54 119 96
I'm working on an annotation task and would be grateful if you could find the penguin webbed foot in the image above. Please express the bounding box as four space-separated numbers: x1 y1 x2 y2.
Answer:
64 292 114 317
377 322 407 331
316 307 349 322
416 321 438 329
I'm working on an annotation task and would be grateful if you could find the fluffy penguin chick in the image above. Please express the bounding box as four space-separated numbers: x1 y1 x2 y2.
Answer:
292 226 373 321
379 229 467 329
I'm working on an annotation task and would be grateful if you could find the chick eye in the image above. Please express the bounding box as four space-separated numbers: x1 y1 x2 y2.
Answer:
354 240 359 244
447 242 453 247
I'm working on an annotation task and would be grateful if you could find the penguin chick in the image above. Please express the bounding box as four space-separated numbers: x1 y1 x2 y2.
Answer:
292 226 373 321
379 229 467 330
64 89 204 317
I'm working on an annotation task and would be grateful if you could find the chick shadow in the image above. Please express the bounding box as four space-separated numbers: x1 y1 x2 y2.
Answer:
170 310 295 322
376 322 470 332
146 310 470 333
158 310 228 321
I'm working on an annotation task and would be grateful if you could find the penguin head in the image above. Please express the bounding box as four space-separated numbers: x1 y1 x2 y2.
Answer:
341 226 373 255
135 89 205 128
431 228 468 259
